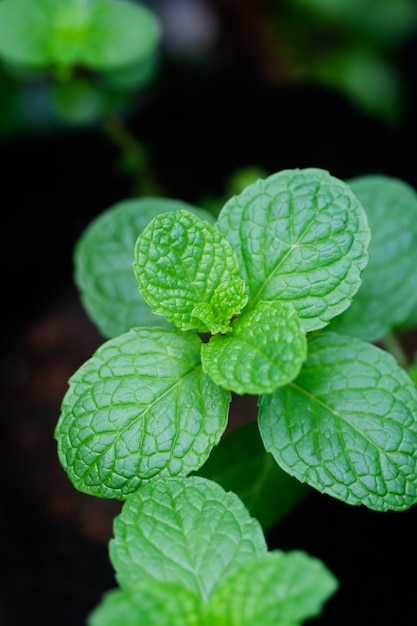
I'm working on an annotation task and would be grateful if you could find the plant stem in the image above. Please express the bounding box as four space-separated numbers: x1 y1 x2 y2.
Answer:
381 332 410 369
101 110 161 196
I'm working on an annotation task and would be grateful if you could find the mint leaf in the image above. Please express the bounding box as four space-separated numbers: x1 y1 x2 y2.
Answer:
191 278 248 335
75 198 215 338
328 175 417 341
0 0 161 71
103 476 336 625
196 422 310 530
55 328 230 499
258 332 417 511
110 476 267 599
134 210 247 333
208 551 338 625
88 585 202 626
217 168 370 331
92 555 335 626
201 301 307 394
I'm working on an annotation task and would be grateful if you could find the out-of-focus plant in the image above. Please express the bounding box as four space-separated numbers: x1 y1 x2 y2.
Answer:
0 0 162 190
275 0 417 122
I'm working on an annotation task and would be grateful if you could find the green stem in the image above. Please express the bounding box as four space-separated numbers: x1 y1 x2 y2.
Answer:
381 332 410 369
100 111 161 196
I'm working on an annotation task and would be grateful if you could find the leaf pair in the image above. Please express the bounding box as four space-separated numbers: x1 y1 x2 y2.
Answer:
134 208 309 395
133 168 370 395
88 476 338 626
0 0 161 72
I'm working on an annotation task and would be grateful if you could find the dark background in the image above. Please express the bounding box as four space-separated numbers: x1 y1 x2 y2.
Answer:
1 1 417 624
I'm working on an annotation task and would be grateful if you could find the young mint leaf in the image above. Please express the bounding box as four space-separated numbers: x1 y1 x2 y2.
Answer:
109 476 267 599
196 422 310 531
201 301 307 394
0 0 161 71
55 328 230 499
207 551 338 625
134 210 247 333
191 278 248 335
328 175 417 341
89 585 202 626
75 198 215 338
258 332 417 511
216 168 370 331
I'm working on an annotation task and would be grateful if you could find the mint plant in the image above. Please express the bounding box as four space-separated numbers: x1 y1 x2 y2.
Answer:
0 0 162 190
88 475 338 625
55 166 417 623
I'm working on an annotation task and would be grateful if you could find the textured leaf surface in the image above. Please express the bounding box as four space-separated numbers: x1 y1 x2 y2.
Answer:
258 332 417 511
88 585 202 626
208 551 338 625
196 422 310 530
75 197 214 338
55 328 230 499
191 278 247 335
329 175 417 341
0 0 161 70
134 210 246 332
110 476 267 599
201 301 307 394
217 168 370 331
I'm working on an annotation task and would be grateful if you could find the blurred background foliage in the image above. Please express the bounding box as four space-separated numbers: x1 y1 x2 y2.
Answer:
0 0 416 137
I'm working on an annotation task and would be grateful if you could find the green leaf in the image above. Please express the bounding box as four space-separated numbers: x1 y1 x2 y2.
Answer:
328 175 417 341
134 210 247 333
201 301 307 394
109 476 267 599
217 168 370 332
208 551 338 625
88 585 202 626
196 422 310 531
92 476 336 624
95 554 335 626
0 0 52 68
191 278 248 335
0 0 161 71
258 332 417 511
55 328 230 499
71 0 161 71
75 198 215 338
